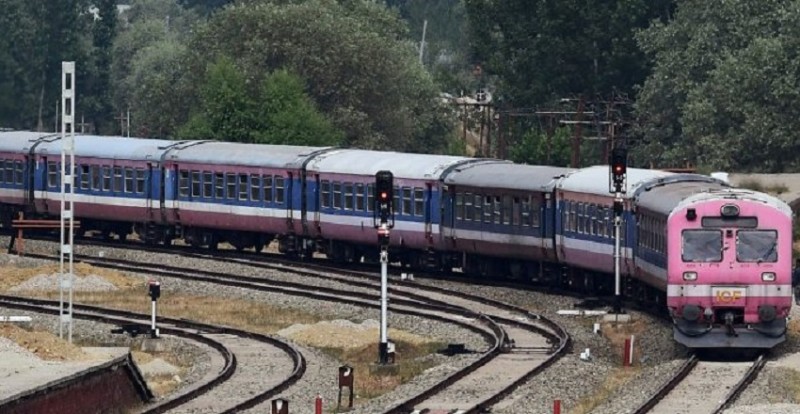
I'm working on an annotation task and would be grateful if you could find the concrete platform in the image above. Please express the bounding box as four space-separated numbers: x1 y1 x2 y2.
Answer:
0 347 152 413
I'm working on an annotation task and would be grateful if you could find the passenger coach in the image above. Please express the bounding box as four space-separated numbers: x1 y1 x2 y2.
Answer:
440 162 571 279
304 149 476 266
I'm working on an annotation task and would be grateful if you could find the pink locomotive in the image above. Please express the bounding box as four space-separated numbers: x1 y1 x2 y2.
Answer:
666 190 792 348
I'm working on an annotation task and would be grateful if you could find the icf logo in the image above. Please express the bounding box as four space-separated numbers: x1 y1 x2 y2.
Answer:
715 290 742 302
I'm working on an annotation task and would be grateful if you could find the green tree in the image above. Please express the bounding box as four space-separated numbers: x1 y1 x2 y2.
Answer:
464 0 673 106
179 57 256 142
254 69 343 146
184 0 453 152
636 0 800 172
509 127 572 167
126 40 191 137
111 0 200 136
85 0 117 134
0 0 92 130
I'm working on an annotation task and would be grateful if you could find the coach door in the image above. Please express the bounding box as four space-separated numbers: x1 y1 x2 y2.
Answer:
283 173 293 231
312 174 321 231
442 185 456 245
424 184 433 242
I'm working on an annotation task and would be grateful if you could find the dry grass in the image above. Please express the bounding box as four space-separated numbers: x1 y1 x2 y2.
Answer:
602 317 650 365
0 323 88 361
318 340 446 402
566 317 650 413
131 350 189 397
570 367 641 414
24 289 321 335
0 262 144 291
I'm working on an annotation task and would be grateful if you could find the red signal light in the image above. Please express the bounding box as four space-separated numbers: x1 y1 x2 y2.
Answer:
380 191 388 200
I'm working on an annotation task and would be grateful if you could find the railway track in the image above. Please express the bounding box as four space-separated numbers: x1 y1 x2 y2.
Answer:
7 240 571 413
0 295 306 414
632 353 766 414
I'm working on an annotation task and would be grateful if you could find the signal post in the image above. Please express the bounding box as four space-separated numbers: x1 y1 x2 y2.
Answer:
609 147 627 315
374 171 395 365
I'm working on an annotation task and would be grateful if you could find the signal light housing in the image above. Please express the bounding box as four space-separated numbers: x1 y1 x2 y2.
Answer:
374 170 394 229
609 147 627 193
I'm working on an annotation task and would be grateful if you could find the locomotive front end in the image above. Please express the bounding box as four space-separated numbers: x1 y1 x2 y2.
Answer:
667 192 792 349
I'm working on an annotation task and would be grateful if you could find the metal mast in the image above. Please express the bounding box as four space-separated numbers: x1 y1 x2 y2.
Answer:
59 62 76 342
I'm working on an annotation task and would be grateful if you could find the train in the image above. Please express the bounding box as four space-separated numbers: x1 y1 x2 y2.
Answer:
0 131 792 349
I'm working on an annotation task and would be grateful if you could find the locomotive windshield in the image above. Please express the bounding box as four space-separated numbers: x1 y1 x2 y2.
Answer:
736 230 778 262
682 230 722 262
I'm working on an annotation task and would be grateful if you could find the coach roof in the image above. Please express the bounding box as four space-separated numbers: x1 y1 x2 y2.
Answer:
305 149 475 180
35 135 177 161
558 166 674 198
0 131 57 153
166 141 332 169
443 161 573 191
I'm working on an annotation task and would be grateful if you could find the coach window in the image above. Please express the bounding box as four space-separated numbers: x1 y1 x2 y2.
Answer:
459 193 475 221
4 161 12 184
93 166 103 191
178 170 189 197
455 193 464 220
736 230 778 263
481 196 491 224
264 175 273 203
682 230 722 262
511 197 520 226
112 167 123 192
275 176 285 204
124 168 134 193
238 174 248 201
471 194 483 223
136 169 145 194
355 183 365 211
47 162 58 188
224 173 235 200
367 184 375 212
209 173 220 199
14 160 23 185
191 171 201 197
414 188 424 217
209 173 225 200
402 187 412 216
204 172 215 198
521 197 531 227
344 183 354 210
321 180 331 208
101 166 111 191
394 187 401 215
333 182 342 209
589 205 597 235
250 174 261 201
502 195 512 225
79 165 89 190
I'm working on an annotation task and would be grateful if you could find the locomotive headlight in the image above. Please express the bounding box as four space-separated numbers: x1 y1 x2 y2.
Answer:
682 271 697 281
721 204 740 217
761 272 776 282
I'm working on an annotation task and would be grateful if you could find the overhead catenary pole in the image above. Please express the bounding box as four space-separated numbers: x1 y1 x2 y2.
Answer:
60 61 76 342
